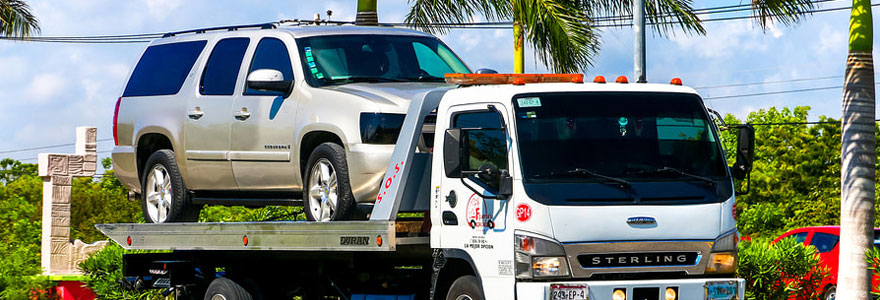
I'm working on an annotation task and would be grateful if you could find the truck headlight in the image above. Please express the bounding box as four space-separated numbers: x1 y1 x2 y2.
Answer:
705 230 737 274
515 233 570 279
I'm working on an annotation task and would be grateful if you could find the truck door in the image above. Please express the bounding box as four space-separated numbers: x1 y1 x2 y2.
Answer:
183 37 250 190
230 35 300 190
438 103 515 298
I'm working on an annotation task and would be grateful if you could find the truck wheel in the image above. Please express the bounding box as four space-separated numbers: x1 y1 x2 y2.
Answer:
141 150 197 223
446 275 483 300
204 277 253 300
304 143 354 221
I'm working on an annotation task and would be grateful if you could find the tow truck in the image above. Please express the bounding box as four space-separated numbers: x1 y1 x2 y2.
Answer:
98 73 755 300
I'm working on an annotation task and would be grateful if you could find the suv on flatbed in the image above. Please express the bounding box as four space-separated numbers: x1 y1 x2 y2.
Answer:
112 24 470 223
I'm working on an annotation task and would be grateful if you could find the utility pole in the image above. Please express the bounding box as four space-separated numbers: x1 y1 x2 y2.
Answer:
633 0 647 83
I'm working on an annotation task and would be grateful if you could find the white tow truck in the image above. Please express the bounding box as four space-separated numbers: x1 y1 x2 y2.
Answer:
98 73 755 300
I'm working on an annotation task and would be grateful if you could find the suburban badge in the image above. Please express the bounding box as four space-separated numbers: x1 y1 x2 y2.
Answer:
626 216 656 225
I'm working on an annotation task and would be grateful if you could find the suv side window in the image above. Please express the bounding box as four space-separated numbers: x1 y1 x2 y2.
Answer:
123 40 207 97
200 38 250 95
809 232 839 253
245 37 294 96
451 111 508 190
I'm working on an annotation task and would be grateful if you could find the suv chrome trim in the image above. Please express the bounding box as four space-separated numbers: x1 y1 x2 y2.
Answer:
563 240 713 278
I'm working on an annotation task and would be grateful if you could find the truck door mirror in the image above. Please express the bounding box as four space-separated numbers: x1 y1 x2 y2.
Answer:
498 170 513 199
444 128 462 177
731 124 755 180
247 69 294 97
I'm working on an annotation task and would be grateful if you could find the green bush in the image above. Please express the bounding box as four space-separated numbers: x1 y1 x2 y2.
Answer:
737 237 828 300
79 243 165 300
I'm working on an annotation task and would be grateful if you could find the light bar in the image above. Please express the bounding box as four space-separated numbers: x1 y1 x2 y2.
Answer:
445 73 584 85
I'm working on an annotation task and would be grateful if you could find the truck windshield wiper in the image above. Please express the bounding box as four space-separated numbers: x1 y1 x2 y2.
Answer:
628 167 715 186
532 168 631 190
400 75 446 82
325 76 407 84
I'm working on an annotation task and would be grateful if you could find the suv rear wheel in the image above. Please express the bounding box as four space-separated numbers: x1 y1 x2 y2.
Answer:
141 149 199 223
304 143 354 221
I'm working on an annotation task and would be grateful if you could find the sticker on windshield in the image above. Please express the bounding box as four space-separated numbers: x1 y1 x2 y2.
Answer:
316 73 324 80
308 61 316 68
519 111 537 119
304 46 312 53
517 97 542 107
618 117 629 136
310 67 318 74
306 55 314 62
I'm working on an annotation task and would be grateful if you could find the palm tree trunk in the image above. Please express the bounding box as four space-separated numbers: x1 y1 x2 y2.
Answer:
513 21 524 73
356 0 378 26
838 1 875 299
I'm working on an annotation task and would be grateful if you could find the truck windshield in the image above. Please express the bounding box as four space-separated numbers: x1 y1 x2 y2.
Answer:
513 92 727 183
296 35 470 87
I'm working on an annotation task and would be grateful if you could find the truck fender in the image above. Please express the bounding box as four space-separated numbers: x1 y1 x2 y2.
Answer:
430 248 482 300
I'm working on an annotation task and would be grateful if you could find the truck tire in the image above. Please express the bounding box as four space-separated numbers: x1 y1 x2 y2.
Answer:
204 277 253 300
304 143 355 221
141 150 198 223
446 275 483 300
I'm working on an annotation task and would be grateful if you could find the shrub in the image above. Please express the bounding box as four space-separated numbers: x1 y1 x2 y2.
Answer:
737 237 829 300
79 243 165 300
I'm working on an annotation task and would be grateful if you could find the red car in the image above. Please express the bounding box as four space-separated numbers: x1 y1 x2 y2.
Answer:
775 226 880 300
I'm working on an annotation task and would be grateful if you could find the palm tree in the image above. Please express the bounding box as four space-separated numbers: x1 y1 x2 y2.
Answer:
0 0 39 37
837 0 875 298
357 0 378 26
404 0 814 74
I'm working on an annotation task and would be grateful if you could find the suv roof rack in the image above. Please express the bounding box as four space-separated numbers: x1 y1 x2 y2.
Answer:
161 19 358 38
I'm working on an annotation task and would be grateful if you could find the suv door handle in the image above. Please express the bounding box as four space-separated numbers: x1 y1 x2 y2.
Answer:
188 109 204 120
233 109 251 121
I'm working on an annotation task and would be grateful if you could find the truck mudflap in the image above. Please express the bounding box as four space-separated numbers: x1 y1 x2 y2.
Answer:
515 278 745 300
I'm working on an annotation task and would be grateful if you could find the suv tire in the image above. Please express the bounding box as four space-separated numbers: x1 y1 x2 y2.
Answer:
141 149 199 223
304 143 355 221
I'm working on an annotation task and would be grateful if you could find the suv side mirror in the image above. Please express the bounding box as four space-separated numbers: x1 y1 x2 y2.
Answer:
731 124 755 180
247 69 293 97
444 128 462 177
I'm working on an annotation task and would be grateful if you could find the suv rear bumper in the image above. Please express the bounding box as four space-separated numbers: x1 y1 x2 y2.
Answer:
515 278 745 300
112 146 140 192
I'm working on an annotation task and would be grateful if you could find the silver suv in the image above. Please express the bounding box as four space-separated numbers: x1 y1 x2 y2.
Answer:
112 24 469 223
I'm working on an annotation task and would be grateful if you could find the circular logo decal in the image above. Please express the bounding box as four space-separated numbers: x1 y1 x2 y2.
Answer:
516 203 532 222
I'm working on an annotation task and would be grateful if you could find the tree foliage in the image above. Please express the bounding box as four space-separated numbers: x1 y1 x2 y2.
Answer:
737 237 829 300
719 106 880 239
0 0 39 38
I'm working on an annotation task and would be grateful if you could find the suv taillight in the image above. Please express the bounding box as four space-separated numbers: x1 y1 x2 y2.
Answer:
113 97 121 145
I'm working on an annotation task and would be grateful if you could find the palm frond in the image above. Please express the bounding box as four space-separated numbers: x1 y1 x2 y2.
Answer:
513 0 600 73
582 0 704 36
0 0 39 38
750 0 814 30
405 0 511 34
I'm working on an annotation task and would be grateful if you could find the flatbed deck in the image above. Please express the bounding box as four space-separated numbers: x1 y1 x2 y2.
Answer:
97 220 428 251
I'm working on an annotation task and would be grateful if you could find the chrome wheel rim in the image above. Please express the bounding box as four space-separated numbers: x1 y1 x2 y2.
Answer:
145 164 173 223
308 158 338 221
210 294 227 300
455 295 474 300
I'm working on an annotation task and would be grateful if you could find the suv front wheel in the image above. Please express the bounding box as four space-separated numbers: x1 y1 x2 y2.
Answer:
304 143 355 221
141 149 199 223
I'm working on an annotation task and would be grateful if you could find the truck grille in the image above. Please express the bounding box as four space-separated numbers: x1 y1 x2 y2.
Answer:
577 252 699 268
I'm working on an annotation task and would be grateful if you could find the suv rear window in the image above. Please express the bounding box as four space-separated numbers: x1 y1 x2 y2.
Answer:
123 40 207 97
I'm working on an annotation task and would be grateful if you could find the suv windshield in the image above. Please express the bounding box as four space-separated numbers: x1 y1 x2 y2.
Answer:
296 35 470 87
513 92 727 183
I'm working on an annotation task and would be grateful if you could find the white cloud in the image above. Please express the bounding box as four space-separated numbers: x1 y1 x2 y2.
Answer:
0 56 27 81
24 73 67 103
146 0 182 18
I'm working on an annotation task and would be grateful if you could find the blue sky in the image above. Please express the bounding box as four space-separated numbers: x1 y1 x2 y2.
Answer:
0 0 874 169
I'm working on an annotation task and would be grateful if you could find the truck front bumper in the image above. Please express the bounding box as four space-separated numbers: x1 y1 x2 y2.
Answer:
516 278 745 300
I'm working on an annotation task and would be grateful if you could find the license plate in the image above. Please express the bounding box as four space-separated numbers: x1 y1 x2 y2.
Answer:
705 281 737 300
550 284 588 300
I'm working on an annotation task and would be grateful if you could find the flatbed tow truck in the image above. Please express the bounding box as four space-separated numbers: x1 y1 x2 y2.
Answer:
98 73 755 300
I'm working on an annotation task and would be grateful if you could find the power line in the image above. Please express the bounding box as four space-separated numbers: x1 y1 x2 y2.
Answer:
694 75 846 90
703 83 880 100
0 138 113 155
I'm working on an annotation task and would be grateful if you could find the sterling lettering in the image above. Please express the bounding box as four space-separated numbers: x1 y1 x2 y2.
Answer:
581 252 697 267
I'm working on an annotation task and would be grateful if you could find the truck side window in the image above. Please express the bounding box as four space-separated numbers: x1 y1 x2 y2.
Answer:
245 38 294 96
201 38 249 95
452 111 508 190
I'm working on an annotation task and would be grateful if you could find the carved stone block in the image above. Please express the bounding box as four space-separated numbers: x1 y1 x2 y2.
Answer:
51 205 70 217
50 240 70 254
68 155 84 176
52 216 70 227
84 153 97 163
52 175 72 186
52 185 71 204
47 155 68 176
50 226 69 238
83 162 97 175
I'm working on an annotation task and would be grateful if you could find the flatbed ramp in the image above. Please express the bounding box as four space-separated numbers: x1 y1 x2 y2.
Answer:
97 220 427 252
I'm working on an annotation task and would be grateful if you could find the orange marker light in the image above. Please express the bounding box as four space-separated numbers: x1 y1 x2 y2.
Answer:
242 235 249 246
593 76 606 83
512 78 526 85
670 78 683 85
376 235 383 247
616 76 629 84
126 236 132 246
